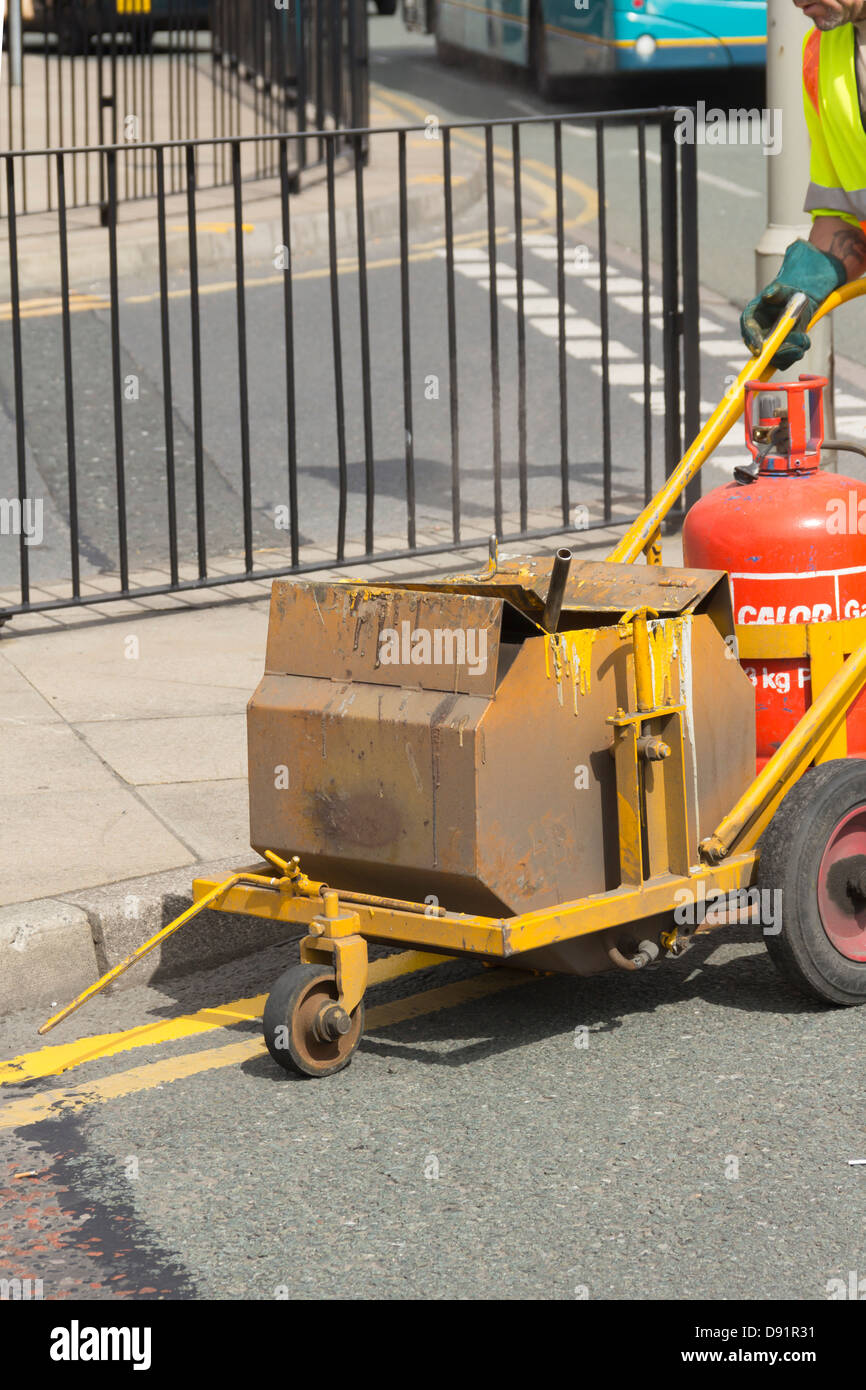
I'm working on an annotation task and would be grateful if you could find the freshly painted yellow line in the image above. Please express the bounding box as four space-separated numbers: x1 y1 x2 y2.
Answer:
0 949 454 1085
365 969 531 1029
0 998 267 1085
0 1038 268 1131
0 969 535 1130
369 949 454 985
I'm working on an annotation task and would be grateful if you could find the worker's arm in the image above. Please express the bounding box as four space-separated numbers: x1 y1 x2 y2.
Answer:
740 31 859 368
809 214 866 281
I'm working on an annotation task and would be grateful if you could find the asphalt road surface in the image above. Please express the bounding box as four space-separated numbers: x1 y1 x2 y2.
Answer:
2 16 866 1310
1 918 865 1301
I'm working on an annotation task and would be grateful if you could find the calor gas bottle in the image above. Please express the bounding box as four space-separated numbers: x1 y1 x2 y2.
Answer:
682 375 866 770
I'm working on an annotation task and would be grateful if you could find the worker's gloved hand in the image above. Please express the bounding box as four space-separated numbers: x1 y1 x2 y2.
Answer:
740 239 846 369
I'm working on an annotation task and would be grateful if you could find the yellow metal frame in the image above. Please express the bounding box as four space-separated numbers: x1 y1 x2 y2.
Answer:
38 281 866 1036
188 851 759 952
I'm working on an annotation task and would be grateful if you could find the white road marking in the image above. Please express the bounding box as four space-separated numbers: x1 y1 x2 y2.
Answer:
700 339 755 357
531 316 601 337
584 276 646 294
479 278 556 295
501 295 575 316
694 169 762 199
529 245 562 261
566 339 636 360
443 240 742 438
508 98 544 118
615 293 664 315
628 390 720 414
595 363 664 385
629 149 761 198
450 261 497 277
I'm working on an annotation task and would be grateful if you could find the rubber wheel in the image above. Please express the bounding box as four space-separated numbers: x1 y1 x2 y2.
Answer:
758 759 866 1005
263 963 365 1077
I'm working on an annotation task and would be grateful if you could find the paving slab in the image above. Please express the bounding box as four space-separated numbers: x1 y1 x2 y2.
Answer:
0 600 270 722
0 786 192 907
137 778 250 861
76 712 248 787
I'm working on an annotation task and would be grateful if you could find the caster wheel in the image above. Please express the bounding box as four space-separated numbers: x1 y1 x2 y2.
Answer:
759 759 866 1005
263 963 365 1077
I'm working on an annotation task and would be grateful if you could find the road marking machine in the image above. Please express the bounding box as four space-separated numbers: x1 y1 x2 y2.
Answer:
40 282 866 1075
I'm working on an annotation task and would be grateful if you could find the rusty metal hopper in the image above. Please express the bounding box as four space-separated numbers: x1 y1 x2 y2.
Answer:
247 557 756 932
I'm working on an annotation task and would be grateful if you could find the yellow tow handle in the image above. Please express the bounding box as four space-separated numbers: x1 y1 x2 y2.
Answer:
37 867 286 1035
607 278 866 566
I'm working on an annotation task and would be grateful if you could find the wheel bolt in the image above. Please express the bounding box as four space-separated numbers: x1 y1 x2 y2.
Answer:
315 1003 351 1042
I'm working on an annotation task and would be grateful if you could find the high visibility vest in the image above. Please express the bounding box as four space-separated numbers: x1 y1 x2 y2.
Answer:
803 25 866 231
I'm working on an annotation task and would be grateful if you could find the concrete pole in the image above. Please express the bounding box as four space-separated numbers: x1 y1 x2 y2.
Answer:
756 0 834 431
8 0 23 88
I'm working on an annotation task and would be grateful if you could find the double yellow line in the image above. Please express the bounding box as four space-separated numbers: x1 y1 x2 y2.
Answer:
0 291 110 322
0 954 536 1130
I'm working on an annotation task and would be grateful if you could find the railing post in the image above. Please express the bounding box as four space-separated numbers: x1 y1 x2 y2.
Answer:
680 131 701 509
660 111 683 524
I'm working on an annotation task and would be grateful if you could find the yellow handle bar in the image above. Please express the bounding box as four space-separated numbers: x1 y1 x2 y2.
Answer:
607 277 866 566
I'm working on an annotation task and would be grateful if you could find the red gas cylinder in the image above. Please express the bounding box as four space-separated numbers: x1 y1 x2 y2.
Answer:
682 375 866 770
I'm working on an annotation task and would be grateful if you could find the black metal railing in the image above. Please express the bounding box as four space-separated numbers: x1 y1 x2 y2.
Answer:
0 111 699 621
211 0 368 149
0 0 369 215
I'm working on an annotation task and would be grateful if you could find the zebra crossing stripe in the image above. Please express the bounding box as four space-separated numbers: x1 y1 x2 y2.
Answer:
438 242 866 445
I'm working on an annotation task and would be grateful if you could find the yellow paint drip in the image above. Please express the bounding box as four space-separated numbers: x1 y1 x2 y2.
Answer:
565 630 595 714
648 619 678 707
545 631 594 714
548 635 565 705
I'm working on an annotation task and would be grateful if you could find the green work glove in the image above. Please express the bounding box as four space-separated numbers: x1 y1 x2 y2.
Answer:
740 239 846 369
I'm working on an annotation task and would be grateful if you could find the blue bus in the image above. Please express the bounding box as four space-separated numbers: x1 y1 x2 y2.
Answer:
404 1 767 96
